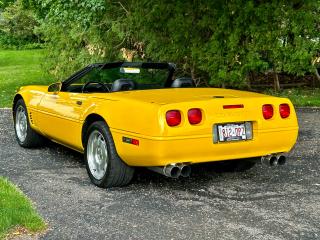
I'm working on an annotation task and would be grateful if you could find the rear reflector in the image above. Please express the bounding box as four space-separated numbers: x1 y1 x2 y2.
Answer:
166 110 181 127
262 104 274 119
223 104 244 109
188 108 202 124
279 104 290 118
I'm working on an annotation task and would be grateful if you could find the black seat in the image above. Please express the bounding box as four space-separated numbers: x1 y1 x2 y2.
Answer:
171 78 195 88
111 79 136 92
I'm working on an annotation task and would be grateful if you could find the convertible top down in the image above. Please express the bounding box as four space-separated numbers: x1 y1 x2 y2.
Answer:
13 62 299 188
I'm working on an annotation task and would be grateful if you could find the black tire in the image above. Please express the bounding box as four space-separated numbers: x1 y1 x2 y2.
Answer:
84 121 134 188
13 99 46 148
213 158 258 173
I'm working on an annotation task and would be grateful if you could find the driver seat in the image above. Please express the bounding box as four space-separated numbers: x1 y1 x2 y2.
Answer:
111 79 137 92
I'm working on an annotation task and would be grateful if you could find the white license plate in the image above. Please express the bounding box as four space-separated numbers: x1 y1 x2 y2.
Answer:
217 123 247 142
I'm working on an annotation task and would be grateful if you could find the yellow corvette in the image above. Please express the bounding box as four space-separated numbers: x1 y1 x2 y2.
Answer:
13 62 299 188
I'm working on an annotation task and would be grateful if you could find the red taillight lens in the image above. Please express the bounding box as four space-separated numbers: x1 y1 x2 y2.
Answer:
262 104 274 119
188 108 202 124
279 104 290 118
166 110 181 126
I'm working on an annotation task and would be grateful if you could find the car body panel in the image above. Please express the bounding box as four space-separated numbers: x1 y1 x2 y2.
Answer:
14 79 298 167
15 62 298 166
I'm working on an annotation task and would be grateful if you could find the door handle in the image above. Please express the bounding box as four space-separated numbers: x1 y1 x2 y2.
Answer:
76 100 82 106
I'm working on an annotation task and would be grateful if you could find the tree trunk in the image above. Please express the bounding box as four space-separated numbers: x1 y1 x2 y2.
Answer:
315 67 320 83
273 70 280 92
190 66 196 86
312 57 320 85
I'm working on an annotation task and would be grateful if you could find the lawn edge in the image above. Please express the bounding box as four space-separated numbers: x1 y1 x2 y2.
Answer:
0 178 47 239
4 225 48 240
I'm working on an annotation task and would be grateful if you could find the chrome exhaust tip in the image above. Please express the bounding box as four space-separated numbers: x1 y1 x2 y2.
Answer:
178 164 191 178
164 165 181 178
269 156 278 166
147 164 181 178
261 155 278 166
261 154 286 167
277 155 286 165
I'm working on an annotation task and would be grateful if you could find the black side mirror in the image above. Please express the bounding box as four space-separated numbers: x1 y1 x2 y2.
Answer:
48 82 62 94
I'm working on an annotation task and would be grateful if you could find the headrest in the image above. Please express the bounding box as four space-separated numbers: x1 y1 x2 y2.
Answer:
111 79 136 92
171 78 195 88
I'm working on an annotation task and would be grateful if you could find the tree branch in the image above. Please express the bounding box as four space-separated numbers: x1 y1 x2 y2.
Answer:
118 2 129 15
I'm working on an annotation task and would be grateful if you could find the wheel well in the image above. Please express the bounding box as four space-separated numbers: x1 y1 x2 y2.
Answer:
82 114 106 147
12 94 23 116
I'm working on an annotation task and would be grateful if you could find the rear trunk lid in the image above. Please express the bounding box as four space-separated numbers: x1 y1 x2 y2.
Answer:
113 88 297 137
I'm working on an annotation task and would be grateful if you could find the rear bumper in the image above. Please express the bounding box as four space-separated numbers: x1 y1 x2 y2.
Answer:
111 127 298 167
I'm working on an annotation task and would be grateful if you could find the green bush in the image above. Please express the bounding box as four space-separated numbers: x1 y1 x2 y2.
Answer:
0 0 42 50
0 31 43 49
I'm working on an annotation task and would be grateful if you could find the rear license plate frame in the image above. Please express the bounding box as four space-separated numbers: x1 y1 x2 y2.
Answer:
213 122 252 143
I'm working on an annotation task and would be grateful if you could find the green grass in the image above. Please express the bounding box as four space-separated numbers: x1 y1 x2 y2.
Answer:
264 88 320 107
0 50 319 107
0 49 53 107
0 177 46 238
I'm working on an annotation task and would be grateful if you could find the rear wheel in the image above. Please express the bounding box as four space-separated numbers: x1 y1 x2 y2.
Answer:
14 99 45 147
84 121 134 188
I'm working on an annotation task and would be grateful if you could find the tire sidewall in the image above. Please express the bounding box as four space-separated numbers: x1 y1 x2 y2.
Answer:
13 99 30 146
84 121 113 187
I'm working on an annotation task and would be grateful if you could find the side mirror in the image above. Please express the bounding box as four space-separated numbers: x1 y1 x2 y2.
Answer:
48 82 62 94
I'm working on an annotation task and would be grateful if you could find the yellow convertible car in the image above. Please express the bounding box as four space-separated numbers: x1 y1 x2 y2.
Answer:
13 62 299 188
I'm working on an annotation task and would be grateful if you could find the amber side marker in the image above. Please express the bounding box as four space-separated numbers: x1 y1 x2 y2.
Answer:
122 137 139 146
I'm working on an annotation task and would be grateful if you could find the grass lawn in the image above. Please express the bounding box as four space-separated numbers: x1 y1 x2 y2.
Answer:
264 88 320 107
0 49 53 108
0 177 46 239
0 49 319 107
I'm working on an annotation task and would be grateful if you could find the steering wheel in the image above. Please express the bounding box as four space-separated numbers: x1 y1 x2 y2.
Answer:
81 81 109 93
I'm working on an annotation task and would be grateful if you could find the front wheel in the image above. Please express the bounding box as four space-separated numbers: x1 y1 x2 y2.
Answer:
14 99 45 147
84 121 134 188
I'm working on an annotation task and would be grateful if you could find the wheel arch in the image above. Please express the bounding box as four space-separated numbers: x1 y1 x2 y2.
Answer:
12 94 24 117
82 113 108 147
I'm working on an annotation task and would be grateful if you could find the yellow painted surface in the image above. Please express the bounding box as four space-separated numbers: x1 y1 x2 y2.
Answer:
15 86 299 166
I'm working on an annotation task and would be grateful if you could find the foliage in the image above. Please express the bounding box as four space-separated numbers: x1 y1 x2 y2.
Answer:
21 0 320 86
0 0 14 10
0 177 46 238
0 49 53 107
0 0 41 49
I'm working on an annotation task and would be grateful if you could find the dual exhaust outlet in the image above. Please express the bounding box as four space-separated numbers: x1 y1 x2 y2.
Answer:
261 154 286 166
148 163 191 178
149 154 286 178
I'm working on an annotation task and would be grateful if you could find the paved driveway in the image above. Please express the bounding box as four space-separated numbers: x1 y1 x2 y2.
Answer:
0 108 319 240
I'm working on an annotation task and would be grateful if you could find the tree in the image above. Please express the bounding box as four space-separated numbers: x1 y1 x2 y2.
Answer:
0 0 40 49
22 0 320 87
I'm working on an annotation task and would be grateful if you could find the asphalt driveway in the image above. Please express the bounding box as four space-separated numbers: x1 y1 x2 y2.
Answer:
0 108 319 240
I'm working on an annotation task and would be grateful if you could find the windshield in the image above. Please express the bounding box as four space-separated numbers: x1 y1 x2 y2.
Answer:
63 62 175 93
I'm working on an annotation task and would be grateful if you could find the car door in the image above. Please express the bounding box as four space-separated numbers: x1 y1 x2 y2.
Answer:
36 91 88 151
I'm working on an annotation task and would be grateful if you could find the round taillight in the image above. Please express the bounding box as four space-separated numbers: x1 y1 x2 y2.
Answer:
188 108 202 125
279 104 290 118
166 110 181 127
262 104 274 120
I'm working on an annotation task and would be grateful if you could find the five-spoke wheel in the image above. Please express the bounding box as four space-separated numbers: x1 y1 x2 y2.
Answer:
84 121 134 188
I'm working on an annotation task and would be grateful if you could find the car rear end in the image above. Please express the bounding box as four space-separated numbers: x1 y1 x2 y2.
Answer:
110 88 298 168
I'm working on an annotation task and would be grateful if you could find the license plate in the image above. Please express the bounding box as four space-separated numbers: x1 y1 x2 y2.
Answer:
217 123 247 142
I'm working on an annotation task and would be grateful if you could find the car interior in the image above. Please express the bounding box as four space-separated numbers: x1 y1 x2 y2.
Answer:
61 63 195 93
